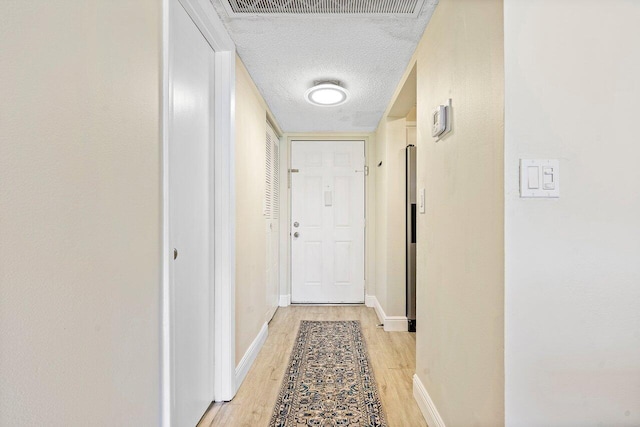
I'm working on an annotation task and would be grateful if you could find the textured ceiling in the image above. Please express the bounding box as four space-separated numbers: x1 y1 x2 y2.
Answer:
211 0 438 133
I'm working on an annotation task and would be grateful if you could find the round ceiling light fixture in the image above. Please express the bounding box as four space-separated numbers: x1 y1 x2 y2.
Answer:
304 81 350 107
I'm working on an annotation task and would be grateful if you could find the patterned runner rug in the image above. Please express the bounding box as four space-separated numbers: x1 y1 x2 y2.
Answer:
269 320 388 427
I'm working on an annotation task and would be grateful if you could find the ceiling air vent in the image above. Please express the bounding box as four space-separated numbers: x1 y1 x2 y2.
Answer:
220 0 427 17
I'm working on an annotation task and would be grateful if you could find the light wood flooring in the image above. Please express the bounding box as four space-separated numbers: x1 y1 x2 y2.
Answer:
198 305 427 427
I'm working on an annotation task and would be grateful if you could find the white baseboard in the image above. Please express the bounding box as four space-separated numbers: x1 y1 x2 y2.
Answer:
235 322 268 391
371 296 385 324
413 374 446 427
365 294 376 308
279 294 291 307
368 295 408 332
382 316 408 332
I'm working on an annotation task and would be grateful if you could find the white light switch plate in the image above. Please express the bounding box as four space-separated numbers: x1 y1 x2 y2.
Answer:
520 159 560 198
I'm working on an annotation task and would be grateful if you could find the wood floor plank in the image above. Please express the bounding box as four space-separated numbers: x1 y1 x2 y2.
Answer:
198 306 427 427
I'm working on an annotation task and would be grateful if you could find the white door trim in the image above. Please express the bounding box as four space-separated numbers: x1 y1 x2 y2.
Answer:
281 135 374 305
162 1 236 425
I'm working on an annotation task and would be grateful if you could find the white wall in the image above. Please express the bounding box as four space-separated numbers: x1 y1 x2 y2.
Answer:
504 1 640 425
0 1 162 425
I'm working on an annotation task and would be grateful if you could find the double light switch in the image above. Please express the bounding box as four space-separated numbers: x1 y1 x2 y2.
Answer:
520 159 560 198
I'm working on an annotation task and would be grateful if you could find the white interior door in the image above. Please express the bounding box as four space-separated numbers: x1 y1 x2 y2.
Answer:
291 141 365 303
265 124 280 320
168 0 214 424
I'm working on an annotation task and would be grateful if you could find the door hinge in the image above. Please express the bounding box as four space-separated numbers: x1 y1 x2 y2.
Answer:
355 166 369 176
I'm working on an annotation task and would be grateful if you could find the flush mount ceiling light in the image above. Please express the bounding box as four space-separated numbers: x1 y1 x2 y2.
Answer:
305 82 350 107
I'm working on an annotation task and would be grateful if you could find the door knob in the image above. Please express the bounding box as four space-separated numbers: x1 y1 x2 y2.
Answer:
293 221 299 228
173 248 178 260
293 232 300 238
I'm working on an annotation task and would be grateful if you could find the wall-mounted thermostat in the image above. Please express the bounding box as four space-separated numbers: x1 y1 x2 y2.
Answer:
432 105 446 137
432 99 452 140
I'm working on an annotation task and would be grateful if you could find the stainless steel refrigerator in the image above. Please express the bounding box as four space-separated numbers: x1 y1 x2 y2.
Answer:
406 145 417 332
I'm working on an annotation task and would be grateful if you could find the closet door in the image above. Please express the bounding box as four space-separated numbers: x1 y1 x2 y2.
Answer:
168 0 215 424
265 123 280 320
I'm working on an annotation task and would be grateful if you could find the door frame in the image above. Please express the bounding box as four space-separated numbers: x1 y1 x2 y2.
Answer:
282 135 374 306
162 0 236 424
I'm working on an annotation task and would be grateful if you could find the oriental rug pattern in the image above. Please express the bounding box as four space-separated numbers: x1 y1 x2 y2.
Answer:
269 320 388 427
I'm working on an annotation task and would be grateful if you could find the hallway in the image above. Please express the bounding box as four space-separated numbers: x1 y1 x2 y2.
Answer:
198 306 426 426
3 0 640 425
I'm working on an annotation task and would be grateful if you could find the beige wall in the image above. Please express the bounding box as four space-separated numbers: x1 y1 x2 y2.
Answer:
504 1 640 424
0 1 161 425
413 0 505 424
406 106 417 123
235 57 275 364
374 117 409 317
374 120 389 311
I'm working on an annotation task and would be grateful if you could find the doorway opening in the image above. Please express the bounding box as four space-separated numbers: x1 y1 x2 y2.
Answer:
384 62 418 333
289 140 366 304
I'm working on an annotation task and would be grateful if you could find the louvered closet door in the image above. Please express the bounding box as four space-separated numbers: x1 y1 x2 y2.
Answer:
265 123 280 320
